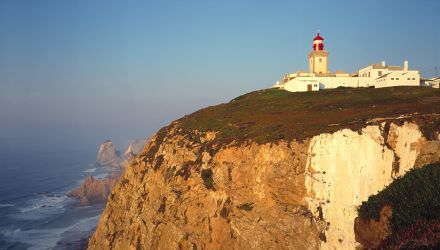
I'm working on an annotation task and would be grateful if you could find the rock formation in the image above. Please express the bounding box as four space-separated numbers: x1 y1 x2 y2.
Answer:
68 175 119 206
95 140 122 167
87 87 440 249
124 139 148 159
95 139 148 168
70 139 148 206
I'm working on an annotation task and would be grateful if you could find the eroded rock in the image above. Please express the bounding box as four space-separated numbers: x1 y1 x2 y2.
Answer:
68 175 119 206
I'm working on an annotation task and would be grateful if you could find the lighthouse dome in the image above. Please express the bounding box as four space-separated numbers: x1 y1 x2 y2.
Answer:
313 33 324 41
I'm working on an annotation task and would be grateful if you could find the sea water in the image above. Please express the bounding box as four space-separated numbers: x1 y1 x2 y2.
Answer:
0 138 112 250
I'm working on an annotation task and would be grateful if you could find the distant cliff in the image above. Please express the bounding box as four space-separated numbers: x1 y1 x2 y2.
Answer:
69 139 148 206
88 87 440 249
68 176 118 206
95 140 122 167
95 139 148 168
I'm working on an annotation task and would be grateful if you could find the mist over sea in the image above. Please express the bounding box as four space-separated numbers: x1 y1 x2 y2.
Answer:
0 137 111 249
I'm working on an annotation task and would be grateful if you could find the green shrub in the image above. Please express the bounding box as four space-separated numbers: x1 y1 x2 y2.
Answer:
358 162 440 231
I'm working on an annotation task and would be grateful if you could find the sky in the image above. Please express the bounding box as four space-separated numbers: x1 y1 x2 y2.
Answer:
0 0 439 149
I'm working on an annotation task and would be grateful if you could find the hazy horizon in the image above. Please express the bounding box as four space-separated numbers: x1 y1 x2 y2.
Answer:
1 0 439 148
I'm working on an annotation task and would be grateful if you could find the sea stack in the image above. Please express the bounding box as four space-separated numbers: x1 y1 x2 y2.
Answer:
95 140 122 167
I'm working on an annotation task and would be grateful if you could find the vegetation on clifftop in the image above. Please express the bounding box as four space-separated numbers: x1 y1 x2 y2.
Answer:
178 86 439 143
358 162 440 247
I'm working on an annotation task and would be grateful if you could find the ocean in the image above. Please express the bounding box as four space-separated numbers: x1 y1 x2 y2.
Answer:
0 138 112 250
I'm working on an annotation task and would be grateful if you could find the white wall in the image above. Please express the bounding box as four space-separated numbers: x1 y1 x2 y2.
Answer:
316 76 359 89
358 62 420 88
375 71 420 88
283 78 320 92
283 76 359 92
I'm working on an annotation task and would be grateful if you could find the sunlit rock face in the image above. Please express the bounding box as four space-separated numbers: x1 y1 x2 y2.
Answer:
304 122 427 249
88 126 321 250
88 121 439 250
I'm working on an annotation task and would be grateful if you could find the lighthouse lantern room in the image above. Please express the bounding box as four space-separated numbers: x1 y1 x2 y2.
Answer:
308 32 329 74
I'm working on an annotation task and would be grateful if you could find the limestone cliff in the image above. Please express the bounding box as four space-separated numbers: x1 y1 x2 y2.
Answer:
304 122 440 249
88 87 440 249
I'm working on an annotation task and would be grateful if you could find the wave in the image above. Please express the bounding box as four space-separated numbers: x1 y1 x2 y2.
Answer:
93 173 110 179
0 214 101 250
11 193 73 220
0 203 15 208
83 167 97 173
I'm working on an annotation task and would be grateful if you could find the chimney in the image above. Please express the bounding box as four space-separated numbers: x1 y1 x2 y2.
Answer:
403 60 409 71
381 61 386 67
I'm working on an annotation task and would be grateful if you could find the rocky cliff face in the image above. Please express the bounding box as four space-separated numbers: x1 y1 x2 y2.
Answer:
89 119 439 250
89 126 321 249
304 121 440 249
88 87 440 249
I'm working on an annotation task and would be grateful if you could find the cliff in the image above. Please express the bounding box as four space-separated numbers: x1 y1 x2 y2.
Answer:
88 87 440 249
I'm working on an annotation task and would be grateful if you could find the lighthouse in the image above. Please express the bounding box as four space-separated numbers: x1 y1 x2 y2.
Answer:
308 32 328 74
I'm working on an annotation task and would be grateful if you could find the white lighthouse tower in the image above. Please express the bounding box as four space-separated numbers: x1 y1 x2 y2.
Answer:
308 32 328 74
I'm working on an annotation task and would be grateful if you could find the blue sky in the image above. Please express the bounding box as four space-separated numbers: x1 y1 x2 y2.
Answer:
0 0 439 148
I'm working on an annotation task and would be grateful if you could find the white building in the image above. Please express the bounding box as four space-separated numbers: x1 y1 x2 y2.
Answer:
273 33 357 92
358 60 420 88
275 71 359 92
421 77 440 88
274 32 423 92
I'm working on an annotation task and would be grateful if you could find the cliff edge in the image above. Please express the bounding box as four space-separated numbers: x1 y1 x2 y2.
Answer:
88 87 440 249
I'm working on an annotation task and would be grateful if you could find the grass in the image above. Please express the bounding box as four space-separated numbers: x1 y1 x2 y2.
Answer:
177 86 440 144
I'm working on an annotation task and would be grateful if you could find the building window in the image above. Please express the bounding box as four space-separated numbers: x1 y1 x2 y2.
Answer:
391 78 394 80
407 78 410 80
368 72 370 77
378 71 382 76
314 84 318 87
319 58 322 62
396 78 399 80
412 78 415 80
